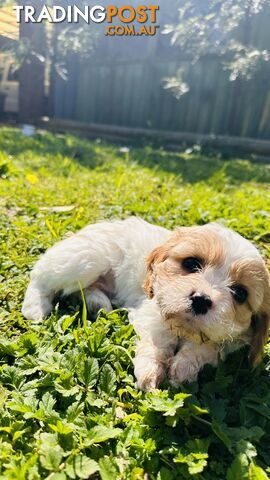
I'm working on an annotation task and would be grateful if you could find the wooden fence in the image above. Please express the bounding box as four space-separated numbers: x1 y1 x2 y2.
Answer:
52 4 270 139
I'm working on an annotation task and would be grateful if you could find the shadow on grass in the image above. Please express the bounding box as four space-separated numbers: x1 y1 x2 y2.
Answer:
131 148 270 184
0 129 104 169
1 127 270 184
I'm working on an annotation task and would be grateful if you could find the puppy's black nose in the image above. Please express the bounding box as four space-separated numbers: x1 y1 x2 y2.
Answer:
190 293 212 316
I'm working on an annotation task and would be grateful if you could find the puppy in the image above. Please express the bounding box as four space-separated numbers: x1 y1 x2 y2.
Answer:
22 217 270 390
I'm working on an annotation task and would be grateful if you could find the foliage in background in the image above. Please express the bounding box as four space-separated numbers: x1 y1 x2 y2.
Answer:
0 0 100 81
0 128 270 479
164 0 270 98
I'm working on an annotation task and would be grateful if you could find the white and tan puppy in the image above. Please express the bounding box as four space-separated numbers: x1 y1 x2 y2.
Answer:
22 217 270 390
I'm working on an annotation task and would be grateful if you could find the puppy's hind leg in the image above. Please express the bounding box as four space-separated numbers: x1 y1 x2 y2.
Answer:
84 287 112 315
22 229 117 322
22 281 54 324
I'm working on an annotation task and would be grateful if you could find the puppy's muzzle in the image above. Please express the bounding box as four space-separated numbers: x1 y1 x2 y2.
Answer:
190 292 213 316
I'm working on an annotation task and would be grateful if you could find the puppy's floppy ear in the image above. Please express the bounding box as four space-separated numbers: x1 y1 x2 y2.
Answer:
143 228 187 298
143 245 168 299
249 279 270 365
249 312 269 365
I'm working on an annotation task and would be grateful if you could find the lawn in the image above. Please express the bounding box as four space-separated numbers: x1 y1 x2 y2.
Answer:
0 127 270 480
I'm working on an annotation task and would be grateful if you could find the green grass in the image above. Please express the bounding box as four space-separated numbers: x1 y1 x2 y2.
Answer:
0 127 270 480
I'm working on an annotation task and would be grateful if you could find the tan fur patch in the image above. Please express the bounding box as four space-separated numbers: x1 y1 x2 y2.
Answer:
230 259 270 364
144 225 225 297
223 257 270 363
169 226 225 267
143 244 170 298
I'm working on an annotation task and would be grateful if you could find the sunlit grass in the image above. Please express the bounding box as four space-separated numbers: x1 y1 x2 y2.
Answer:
0 127 270 479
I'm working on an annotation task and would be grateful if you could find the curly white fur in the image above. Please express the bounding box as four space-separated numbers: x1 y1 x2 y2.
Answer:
22 217 270 390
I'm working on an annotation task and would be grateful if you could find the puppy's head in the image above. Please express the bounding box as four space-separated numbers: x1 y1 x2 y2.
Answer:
144 223 270 364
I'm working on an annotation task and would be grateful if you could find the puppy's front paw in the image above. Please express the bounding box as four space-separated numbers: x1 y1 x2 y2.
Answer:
135 363 165 391
168 356 199 387
22 297 52 322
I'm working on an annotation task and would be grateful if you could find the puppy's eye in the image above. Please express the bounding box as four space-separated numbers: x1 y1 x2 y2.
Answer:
231 285 248 304
182 257 202 273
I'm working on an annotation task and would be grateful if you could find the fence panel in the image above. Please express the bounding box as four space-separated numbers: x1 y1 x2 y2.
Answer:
52 7 270 139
